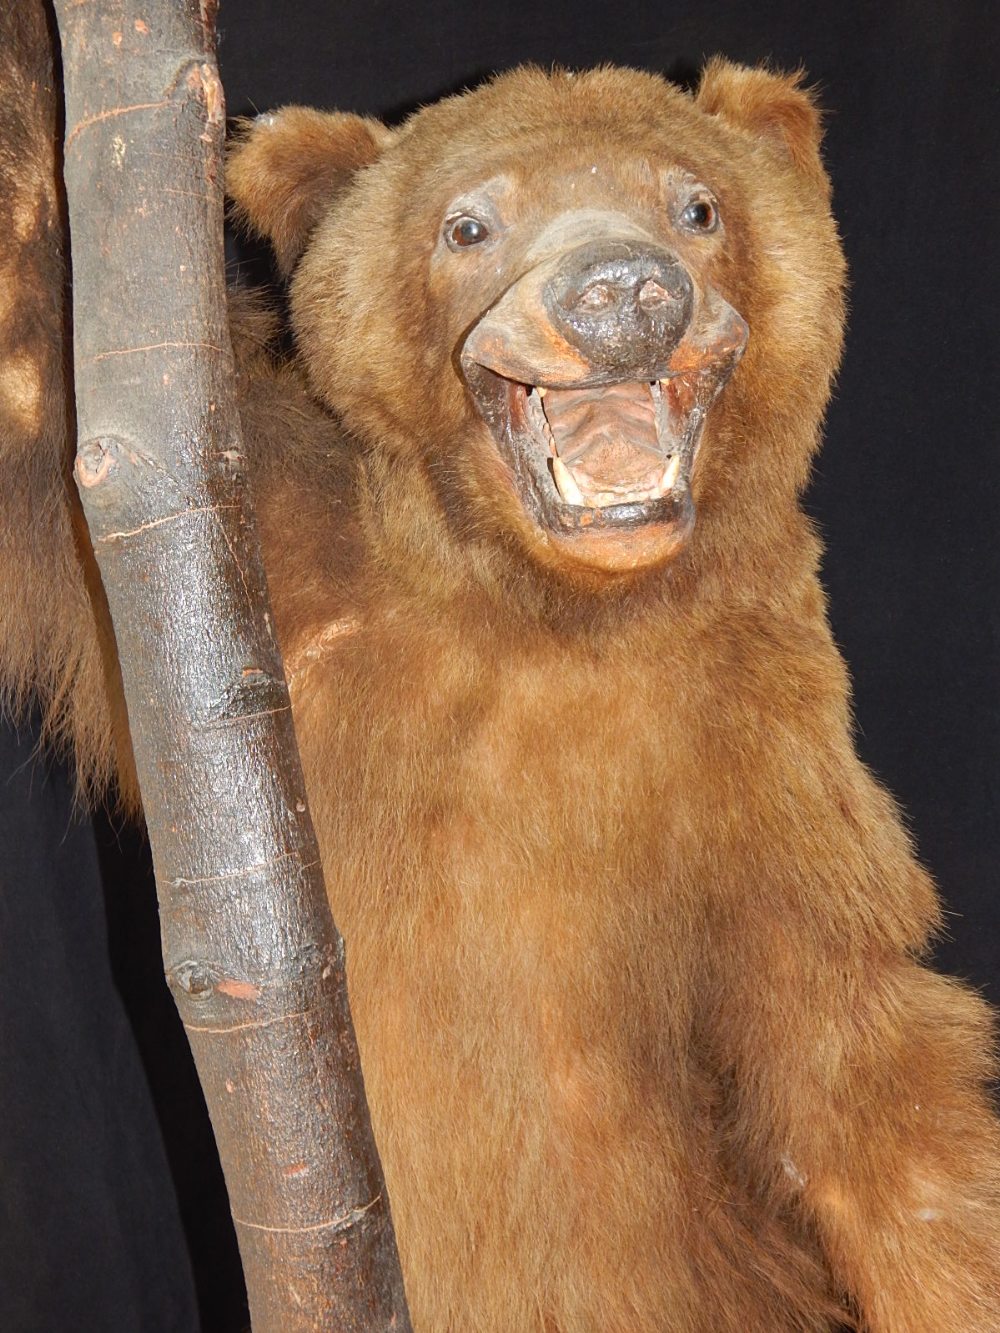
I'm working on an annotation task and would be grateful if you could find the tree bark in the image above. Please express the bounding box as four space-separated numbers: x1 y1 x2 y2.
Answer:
52 2 411 1328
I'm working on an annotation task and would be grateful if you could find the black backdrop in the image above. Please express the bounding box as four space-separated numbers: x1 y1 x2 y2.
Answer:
0 2 996 1328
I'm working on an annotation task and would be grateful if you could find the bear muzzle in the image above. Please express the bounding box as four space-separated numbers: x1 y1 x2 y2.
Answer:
461 237 748 575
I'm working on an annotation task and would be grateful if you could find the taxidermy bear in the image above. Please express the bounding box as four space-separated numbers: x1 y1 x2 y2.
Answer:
1 7 999 1329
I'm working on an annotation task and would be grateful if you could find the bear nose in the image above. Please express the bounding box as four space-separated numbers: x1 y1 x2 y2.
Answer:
545 241 694 375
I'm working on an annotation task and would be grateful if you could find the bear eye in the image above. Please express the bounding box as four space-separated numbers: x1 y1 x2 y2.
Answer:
679 196 720 234
447 215 490 250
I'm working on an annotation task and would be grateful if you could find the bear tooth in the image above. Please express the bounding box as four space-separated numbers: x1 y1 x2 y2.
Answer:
536 385 547 397
526 387 553 446
657 455 681 496
552 456 585 506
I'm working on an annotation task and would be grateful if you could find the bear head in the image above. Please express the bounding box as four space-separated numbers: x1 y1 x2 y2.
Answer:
228 61 845 588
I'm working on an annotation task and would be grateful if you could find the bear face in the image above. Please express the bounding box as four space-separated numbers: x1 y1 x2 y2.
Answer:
230 62 845 588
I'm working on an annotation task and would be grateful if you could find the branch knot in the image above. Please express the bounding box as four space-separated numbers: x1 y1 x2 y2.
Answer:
75 436 118 488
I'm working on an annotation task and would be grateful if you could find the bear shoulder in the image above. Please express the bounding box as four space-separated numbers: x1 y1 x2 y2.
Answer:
228 287 368 680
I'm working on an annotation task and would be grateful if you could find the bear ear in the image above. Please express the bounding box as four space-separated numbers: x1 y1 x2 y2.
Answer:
227 108 393 276
695 58 827 191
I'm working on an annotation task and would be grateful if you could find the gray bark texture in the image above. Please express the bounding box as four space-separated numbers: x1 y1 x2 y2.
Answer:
52 1 412 1327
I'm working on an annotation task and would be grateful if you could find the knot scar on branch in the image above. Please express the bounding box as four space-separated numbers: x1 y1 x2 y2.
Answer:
76 437 115 488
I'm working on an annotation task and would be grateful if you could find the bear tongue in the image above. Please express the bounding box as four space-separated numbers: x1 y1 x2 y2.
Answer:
541 382 666 503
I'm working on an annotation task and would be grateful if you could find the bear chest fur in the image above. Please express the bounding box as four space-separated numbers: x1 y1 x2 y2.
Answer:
282 604 820 1327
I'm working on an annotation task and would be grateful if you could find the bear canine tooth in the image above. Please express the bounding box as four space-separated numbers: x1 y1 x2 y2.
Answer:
656 454 682 496
552 456 585 506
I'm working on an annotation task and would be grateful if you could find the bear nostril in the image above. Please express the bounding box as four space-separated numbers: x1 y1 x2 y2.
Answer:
577 282 616 313
638 279 673 313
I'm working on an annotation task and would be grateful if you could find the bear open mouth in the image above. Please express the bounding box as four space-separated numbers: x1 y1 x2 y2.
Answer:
527 380 682 507
515 376 703 528
462 364 712 543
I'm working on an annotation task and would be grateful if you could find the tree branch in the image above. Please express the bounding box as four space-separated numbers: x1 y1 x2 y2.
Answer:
52 2 411 1327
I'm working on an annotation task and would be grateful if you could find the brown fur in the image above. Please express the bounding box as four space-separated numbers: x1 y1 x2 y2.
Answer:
2 17 999 1329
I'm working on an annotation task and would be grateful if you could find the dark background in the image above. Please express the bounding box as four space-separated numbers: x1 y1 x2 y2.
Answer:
1 1 996 1328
